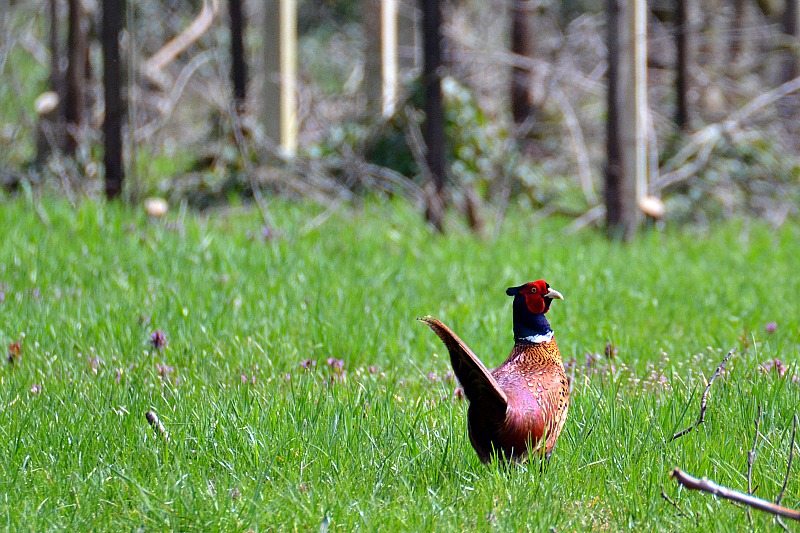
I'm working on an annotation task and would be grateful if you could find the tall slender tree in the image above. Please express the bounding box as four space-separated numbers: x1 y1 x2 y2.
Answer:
675 0 690 130
229 0 247 113
605 0 643 240
782 0 798 83
510 1 533 131
102 0 125 198
65 0 87 155
420 0 446 232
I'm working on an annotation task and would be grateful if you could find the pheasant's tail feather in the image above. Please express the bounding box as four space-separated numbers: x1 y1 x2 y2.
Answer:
417 316 508 408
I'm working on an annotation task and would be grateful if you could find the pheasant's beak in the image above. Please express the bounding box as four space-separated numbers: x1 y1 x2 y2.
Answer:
544 288 564 300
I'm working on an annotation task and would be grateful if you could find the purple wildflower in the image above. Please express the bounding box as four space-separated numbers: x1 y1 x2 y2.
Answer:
156 363 175 378
765 322 777 334
326 357 345 372
368 365 378 374
150 330 167 350
88 356 101 375
761 358 787 377
300 359 316 370
284 373 291 381
230 488 241 499
585 352 602 367
115 368 123 383
30 383 42 394
426 371 440 382
0 291 5 303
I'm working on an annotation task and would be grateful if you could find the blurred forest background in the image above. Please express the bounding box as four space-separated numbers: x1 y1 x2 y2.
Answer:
0 0 798 236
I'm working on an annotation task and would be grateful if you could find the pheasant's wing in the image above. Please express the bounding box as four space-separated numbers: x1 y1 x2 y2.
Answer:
417 316 508 409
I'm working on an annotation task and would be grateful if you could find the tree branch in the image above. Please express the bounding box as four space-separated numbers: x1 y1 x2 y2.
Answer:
671 348 735 441
652 75 800 193
143 0 220 86
671 468 800 521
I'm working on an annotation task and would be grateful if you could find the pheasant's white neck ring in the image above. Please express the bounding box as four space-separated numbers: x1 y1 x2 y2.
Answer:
520 330 554 344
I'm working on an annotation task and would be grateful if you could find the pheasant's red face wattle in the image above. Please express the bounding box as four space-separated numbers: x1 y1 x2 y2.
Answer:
521 280 550 314
509 280 560 315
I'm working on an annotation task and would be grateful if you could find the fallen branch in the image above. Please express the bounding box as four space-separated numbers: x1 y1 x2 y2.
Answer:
143 0 221 86
671 348 735 441
652 75 800 193
552 87 598 206
670 468 800 521
746 405 763 524
661 488 690 517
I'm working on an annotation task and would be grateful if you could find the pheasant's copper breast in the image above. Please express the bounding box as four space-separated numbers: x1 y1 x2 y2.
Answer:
490 339 570 459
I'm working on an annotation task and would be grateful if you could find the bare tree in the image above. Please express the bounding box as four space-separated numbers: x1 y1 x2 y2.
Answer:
730 0 747 64
102 0 125 198
510 1 533 131
65 0 87 155
229 0 247 113
782 0 798 83
675 0 690 130
605 0 644 240
420 0 446 232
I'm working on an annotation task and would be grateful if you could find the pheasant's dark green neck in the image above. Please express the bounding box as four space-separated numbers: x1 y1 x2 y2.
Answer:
512 296 553 343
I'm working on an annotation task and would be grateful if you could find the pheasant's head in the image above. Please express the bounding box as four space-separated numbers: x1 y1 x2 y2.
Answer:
506 280 564 341
506 280 563 314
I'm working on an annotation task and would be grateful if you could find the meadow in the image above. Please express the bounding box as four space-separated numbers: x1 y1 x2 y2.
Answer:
0 197 799 531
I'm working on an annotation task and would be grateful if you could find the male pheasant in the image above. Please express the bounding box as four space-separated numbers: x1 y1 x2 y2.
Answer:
418 280 569 463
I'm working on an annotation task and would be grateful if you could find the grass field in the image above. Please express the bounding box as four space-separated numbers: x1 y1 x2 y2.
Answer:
1 197 799 531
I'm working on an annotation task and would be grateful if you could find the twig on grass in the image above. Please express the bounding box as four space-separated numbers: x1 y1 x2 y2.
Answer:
746 405 763 524
661 488 690 517
776 414 798 531
670 468 800 521
671 348 735 441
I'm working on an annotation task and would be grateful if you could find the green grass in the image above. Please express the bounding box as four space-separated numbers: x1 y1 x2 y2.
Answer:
0 197 799 531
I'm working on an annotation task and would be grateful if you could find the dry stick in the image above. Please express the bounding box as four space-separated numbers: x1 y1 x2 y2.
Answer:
142 0 220 85
671 468 800 521
671 348 735 441
775 414 799 532
746 405 763 525
552 87 598 206
661 489 690 517
134 50 214 142
652 75 800 193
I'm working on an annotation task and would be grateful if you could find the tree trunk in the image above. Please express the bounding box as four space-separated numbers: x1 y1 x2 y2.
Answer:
420 0 446 232
510 2 533 130
675 0 690 130
729 0 747 64
65 0 86 155
779 0 799 131
782 0 798 82
36 0 64 163
605 0 644 240
102 0 125 198
363 0 399 117
262 0 297 155
229 0 247 113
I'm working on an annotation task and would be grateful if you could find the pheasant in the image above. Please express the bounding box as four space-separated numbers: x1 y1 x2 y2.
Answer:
418 280 569 463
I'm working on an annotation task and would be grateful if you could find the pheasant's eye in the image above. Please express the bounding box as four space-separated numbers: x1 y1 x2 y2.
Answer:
530 287 537 293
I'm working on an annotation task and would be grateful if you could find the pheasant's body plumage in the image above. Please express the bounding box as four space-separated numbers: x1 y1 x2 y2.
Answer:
419 280 570 463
